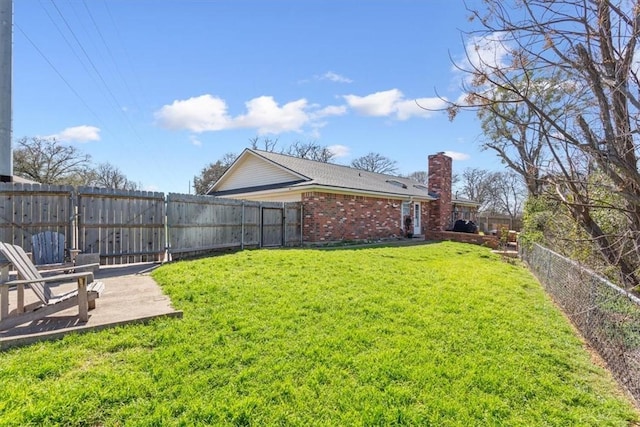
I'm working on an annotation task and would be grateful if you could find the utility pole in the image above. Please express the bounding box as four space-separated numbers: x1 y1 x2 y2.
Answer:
0 0 12 182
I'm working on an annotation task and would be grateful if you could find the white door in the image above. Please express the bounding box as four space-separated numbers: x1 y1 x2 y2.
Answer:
413 202 421 235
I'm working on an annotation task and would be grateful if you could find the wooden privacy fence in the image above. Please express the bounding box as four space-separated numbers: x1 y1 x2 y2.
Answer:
78 187 166 265
476 214 523 233
166 194 302 259
0 183 74 252
0 184 303 265
0 184 166 265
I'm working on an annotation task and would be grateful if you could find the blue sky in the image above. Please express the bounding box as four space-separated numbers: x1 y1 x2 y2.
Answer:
11 0 504 193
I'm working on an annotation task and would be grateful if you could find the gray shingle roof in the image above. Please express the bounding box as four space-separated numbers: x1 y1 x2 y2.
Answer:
251 149 435 200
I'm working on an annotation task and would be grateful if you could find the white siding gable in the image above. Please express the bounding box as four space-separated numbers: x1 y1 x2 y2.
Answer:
216 153 306 191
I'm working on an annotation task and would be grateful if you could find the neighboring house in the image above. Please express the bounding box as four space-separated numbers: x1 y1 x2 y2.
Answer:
208 149 474 243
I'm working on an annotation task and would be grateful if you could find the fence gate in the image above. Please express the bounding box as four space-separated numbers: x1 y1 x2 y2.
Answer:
261 207 283 247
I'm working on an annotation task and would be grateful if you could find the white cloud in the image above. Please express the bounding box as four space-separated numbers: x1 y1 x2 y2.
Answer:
466 33 510 71
156 94 351 135
452 32 511 93
311 105 348 120
50 125 101 143
344 89 445 121
189 135 202 146
299 71 353 84
344 89 404 117
155 87 442 137
444 151 470 161
154 94 231 132
234 96 310 134
328 144 350 158
320 71 353 83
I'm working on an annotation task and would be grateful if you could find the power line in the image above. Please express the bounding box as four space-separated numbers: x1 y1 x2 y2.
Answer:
82 0 144 115
36 0 113 109
47 0 146 144
14 23 112 136
102 0 147 113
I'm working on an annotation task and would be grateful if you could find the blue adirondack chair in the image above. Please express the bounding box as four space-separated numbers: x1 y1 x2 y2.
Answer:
31 231 69 268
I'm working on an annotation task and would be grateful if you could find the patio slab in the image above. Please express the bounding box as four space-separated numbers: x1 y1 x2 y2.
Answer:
0 263 183 350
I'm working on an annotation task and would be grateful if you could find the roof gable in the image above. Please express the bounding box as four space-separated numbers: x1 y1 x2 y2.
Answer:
213 150 309 192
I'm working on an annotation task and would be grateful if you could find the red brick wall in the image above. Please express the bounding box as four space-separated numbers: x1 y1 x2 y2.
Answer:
428 153 452 231
301 192 429 243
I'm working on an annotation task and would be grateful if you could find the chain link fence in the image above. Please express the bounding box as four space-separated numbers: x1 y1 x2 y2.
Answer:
520 243 640 403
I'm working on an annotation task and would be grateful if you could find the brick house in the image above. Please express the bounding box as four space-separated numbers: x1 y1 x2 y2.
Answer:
208 149 478 243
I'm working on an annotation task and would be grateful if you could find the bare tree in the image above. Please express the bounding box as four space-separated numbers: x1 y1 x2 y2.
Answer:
406 171 429 184
88 163 139 190
351 152 398 174
489 171 527 221
284 141 336 163
249 136 278 152
476 77 562 197
249 136 337 163
451 0 640 288
457 168 497 211
13 137 93 185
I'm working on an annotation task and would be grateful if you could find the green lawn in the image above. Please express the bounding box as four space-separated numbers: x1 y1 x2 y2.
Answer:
0 242 637 426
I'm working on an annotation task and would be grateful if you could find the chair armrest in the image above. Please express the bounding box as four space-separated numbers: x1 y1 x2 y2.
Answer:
4 271 95 286
36 265 76 274
37 263 100 275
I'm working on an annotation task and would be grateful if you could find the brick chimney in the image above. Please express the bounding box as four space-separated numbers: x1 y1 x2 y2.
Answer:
427 152 452 231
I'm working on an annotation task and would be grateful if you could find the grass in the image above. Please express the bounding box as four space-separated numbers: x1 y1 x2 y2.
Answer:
0 241 638 426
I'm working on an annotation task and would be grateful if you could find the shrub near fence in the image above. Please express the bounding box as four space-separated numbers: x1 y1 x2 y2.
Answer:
520 243 640 403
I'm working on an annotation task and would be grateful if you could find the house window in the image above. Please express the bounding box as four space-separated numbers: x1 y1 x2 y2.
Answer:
401 201 411 228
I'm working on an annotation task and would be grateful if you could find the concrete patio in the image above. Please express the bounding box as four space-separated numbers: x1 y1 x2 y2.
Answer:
0 262 183 350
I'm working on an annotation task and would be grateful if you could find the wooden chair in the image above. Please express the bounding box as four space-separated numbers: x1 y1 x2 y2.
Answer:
0 242 104 331
31 231 79 271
